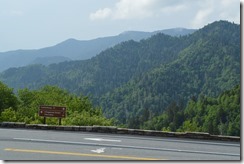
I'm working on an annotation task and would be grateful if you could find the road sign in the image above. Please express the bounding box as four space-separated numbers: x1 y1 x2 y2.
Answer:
39 105 66 118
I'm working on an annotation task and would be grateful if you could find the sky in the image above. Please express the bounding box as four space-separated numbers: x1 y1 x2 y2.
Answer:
0 0 241 52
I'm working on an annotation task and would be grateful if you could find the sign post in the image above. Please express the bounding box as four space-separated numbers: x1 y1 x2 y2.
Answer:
59 118 62 125
39 105 66 125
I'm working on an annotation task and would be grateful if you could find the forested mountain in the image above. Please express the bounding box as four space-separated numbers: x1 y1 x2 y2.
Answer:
0 28 195 72
30 56 71 66
142 85 240 136
0 32 192 95
100 21 240 124
0 21 240 130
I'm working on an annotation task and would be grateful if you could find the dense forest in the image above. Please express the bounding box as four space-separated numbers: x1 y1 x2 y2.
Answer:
0 81 114 126
0 21 240 136
99 21 240 125
0 81 240 136
142 85 240 136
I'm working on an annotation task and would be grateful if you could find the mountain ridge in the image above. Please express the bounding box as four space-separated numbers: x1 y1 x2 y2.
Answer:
0 20 240 126
0 28 195 72
100 20 240 123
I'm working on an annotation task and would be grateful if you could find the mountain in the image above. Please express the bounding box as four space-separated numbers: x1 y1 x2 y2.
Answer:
0 21 240 127
0 28 196 94
153 28 196 36
100 21 240 124
0 28 195 72
0 33 188 93
141 84 240 136
30 56 71 66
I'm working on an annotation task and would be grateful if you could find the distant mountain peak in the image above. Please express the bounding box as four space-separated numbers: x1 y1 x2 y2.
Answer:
65 38 79 42
119 30 147 35
58 38 79 45
0 27 196 72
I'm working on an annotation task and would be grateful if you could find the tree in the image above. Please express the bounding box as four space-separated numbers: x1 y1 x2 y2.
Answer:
16 86 114 126
0 107 17 122
0 81 18 114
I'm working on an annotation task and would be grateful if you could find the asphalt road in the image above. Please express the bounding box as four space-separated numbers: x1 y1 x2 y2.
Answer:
0 128 240 161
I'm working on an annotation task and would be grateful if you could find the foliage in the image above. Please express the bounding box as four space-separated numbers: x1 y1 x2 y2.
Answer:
0 81 18 115
0 85 113 126
142 85 240 136
100 21 240 126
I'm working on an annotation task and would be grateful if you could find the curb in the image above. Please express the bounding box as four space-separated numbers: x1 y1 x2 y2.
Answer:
0 122 240 142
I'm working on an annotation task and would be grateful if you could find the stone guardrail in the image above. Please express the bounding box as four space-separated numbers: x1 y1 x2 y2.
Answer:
0 122 240 142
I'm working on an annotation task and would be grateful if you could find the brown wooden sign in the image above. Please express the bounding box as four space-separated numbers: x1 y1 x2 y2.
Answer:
39 105 66 118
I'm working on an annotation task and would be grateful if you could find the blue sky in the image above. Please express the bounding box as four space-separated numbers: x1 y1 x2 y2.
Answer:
0 0 240 52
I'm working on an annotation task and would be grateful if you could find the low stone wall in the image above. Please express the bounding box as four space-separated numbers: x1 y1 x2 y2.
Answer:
0 122 240 142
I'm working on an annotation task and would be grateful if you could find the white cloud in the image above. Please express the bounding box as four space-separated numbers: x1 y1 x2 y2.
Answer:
160 4 187 14
89 0 240 29
190 0 214 28
191 7 213 28
89 8 112 21
89 0 186 21
218 0 240 23
190 0 240 28
112 0 156 20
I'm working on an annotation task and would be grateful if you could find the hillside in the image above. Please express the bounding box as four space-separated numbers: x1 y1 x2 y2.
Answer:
0 21 240 127
142 84 240 136
0 28 195 72
100 21 240 124
0 32 192 95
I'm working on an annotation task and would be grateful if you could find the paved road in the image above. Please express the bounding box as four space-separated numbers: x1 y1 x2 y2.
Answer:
0 128 240 160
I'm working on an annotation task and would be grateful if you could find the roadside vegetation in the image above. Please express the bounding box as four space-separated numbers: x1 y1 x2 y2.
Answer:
0 81 240 136
0 81 114 126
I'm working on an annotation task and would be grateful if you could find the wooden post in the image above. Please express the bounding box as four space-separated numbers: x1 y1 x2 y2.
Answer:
59 118 61 125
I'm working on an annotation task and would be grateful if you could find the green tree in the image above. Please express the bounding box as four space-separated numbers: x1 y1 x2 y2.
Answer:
16 86 114 126
0 107 17 122
0 81 18 114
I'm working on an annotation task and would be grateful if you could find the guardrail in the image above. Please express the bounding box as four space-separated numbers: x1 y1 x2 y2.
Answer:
0 122 240 142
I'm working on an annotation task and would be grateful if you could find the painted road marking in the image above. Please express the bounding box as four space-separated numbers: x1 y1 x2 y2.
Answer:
13 138 240 157
4 148 161 160
111 148 123 150
84 138 121 142
91 148 105 153
1 128 239 147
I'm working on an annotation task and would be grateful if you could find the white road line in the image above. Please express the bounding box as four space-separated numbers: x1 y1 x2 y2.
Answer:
91 148 106 153
13 138 240 157
84 138 121 142
111 148 123 150
0 128 239 147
